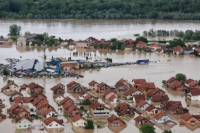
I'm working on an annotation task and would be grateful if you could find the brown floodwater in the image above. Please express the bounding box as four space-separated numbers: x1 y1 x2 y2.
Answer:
1 19 200 40
0 45 200 133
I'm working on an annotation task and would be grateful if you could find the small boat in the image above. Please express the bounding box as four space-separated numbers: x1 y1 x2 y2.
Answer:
136 59 149 64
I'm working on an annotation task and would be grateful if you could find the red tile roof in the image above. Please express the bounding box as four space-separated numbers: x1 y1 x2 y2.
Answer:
50 83 64 91
134 94 145 103
14 97 30 103
154 111 166 120
133 79 147 85
146 104 156 112
60 96 73 105
190 89 200 96
151 94 169 102
150 43 160 48
88 80 98 86
43 117 63 126
184 79 194 84
1 82 18 92
43 107 57 116
173 45 182 52
136 41 147 47
16 116 32 123
11 91 23 97
146 82 156 89
167 77 177 83
137 100 148 107
89 102 109 110
124 88 139 96
107 114 126 125
189 81 198 87
71 115 86 122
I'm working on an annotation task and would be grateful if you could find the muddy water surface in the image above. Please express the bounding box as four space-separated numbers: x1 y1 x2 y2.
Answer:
0 46 200 133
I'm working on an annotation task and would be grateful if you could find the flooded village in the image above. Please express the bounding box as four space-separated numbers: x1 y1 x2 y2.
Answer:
1 21 200 133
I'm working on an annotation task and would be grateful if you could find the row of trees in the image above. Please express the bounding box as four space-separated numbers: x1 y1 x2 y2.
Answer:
143 29 200 41
139 124 172 133
1 0 200 20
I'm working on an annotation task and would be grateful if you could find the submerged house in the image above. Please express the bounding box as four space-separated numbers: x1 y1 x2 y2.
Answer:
107 114 126 127
135 115 154 126
89 102 110 117
16 116 32 129
180 113 200 125
115 78 133 94
88 80 99 90
50 83 65 95
161 101 188 114
67 81 87 93
114 102 138 116
43 117 64 129
1 82 19 93
71 115 87 127
154 111 175 124
186 89 200 101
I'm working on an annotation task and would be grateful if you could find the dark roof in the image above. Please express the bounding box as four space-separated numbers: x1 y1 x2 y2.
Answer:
151 94 169 102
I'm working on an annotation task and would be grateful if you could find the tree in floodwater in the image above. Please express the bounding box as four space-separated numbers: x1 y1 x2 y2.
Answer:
135 36 148 44
163 130 172 133
176 73 187 82
139 124 155 133
9 24 21 36
84 119 94 129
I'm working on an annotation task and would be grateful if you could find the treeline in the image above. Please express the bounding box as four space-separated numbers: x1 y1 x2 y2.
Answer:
1 0 200 20
143 29 200 41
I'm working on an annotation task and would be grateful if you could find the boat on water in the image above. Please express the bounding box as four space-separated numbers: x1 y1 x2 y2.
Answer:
136 59 149 64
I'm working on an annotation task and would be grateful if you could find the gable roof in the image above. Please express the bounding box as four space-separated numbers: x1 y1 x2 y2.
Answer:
136 41 147 47
173 45 182 52
43 117 63 126
50 83 64 91
184 79 194 84
88 80 98 86
16 116 32 123
14 97 30 103
133 79 147 85
134 94 145 103
124 88 140 96
137 100 148 107
89 102 109 110
146 82 156 89
167 77 177 83
190 89 200 96
151 94 169 102
60 96 73 105
146 104 156 112
11 91 23 97
147 88 165 97
107 114 126 125
154 111 166 120
43 107 57 116
1 82 18 92
71 115 86 122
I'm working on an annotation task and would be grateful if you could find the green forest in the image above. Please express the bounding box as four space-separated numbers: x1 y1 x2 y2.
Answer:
0 0 200 20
